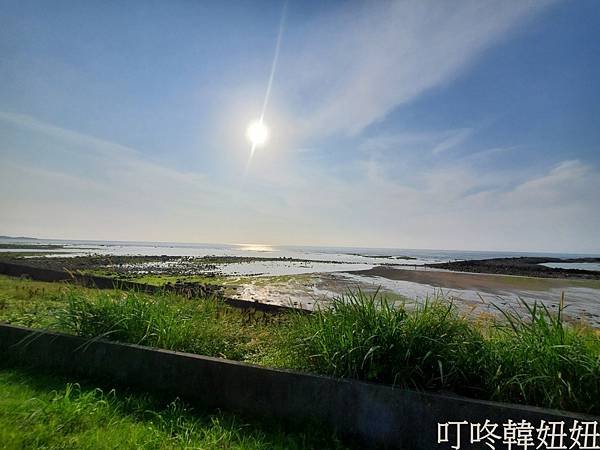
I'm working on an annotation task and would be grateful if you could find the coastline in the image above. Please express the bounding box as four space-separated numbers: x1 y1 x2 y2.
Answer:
2 247 599 326
426 257 600 280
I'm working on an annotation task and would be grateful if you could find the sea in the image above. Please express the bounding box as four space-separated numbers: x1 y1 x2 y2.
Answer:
2 237 599 275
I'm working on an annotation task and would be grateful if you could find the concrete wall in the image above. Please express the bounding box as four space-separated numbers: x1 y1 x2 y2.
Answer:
0 324 595 449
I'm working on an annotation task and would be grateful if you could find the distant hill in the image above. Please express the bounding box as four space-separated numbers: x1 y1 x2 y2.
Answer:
0 235 39 241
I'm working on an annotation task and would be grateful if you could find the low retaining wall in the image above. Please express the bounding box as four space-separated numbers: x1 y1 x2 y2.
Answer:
0 261 306 314
0 324 596 449
0 261 73 283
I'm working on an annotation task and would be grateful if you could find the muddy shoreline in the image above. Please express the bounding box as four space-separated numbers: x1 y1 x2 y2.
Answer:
0 254 355 277
350 265 600 293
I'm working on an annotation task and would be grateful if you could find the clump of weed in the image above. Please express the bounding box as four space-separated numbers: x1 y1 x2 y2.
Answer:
271 290 486 393
56 289 251 360
270 290 600 414
483 297 600 414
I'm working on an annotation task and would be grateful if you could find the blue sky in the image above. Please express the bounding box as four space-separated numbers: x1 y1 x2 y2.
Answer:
1 0 599 252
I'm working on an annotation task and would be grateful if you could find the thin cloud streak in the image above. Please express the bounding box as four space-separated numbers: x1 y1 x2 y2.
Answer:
431 128 473 155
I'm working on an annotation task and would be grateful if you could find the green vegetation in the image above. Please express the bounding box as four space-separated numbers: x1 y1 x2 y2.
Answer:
72 269 228 287
485 300 600 412
1 274 599 415
55 290 273 360
0 367 346 449
0 275 75 328
128 273 229 286
231 274 315 287
270 292 600 414
266 292 484 391
0 275 274 362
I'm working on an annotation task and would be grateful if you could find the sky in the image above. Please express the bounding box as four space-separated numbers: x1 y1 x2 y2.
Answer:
1 0 599 253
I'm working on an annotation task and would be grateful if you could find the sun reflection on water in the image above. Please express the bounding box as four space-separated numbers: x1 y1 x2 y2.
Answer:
237 243 275 252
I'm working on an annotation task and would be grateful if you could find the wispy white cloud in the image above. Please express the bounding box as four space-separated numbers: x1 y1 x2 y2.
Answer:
280 0 555 139
0 112 238 240
358 131 437 154
358 127 474 158
0 111 139 160
459 145 519 162
0 110 208 189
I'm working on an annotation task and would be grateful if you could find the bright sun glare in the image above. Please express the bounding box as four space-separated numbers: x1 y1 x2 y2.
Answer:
246 120 269 148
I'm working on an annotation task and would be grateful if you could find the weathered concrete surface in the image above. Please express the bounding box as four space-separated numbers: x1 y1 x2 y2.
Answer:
0 324 596 449
0 261 307 314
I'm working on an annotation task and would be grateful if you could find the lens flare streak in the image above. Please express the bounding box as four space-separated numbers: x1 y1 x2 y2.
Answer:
246 1 287 163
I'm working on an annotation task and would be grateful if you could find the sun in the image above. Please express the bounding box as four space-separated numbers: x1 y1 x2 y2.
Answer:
246 120 269 148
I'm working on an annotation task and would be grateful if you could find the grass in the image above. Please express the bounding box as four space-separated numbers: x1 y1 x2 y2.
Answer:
0 275 278 362
265 292 485 392
0 367 346 449
107 273 229 287
54 289 274 360
484 298 600 412
0 275 79 328
1 274 599 415
269 291 600 414
231 274 315 287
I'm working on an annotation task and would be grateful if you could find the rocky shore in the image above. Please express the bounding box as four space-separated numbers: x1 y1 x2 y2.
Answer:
427 257 600 280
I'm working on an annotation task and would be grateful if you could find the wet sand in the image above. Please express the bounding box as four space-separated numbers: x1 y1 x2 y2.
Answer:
341 266 600 327
351 266 600 293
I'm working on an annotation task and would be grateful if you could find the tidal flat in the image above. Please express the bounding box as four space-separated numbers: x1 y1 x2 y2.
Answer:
1 241 600 326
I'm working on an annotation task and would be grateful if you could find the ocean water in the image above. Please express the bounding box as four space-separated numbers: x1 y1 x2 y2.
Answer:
3 237 599 277
2 237 596 264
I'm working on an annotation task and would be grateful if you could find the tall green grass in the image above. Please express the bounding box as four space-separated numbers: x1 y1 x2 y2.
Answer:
270 291 486 393
272 291 600 414
0 275 70 328
484 298 600 412
56 290 262 360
